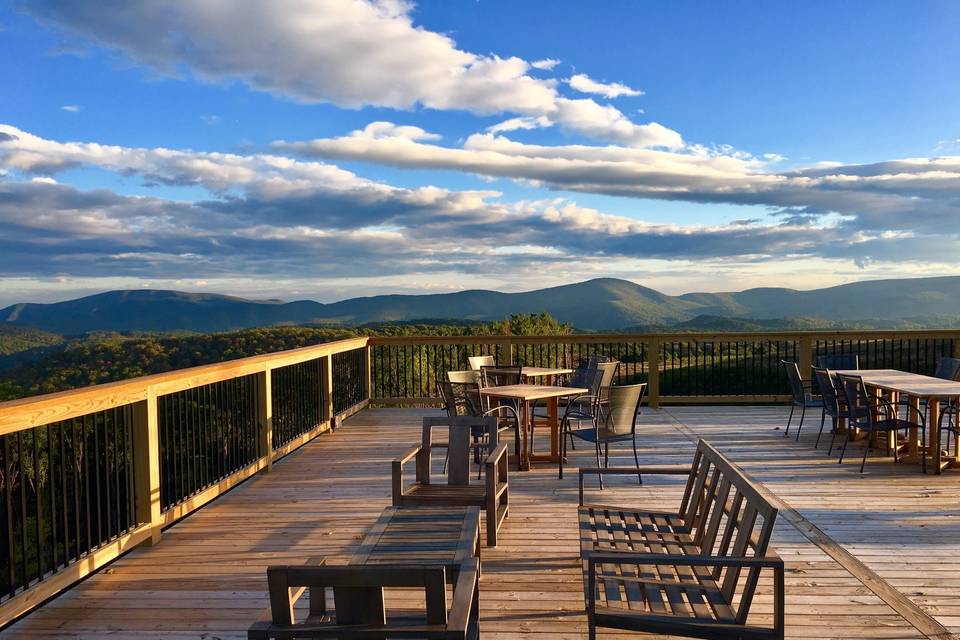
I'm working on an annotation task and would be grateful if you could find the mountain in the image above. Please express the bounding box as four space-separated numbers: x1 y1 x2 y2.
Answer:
3 276 960 334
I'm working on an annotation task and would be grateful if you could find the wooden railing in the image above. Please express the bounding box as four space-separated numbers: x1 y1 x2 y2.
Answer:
0 328 958 625
0 336 369 625
367 330 960 407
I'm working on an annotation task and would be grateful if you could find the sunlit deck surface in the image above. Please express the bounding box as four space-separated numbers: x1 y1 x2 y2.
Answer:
5 406 960 639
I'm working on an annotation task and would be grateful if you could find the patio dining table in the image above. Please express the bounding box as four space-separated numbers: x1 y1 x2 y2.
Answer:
519 366 573 385
480 383 587 471
834 368 960 473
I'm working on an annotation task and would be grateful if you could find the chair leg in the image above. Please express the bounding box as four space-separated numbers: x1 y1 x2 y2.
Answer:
603 441 609 467
860 434 871 473
827 416 840 455
838 429 850 464
632 436 642 485
795 404 807 441
814 411 827 448
785 405 794 436
594 438 604 491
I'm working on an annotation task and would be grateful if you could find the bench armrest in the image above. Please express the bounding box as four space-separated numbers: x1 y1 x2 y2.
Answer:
578 465 691 505
392 444 423 503
585 551 785 635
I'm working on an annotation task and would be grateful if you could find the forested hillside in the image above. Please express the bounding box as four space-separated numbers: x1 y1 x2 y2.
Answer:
0 313 570 401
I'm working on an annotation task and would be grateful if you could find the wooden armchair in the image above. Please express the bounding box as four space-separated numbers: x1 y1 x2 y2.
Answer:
392 416 508 547
248 558 480 639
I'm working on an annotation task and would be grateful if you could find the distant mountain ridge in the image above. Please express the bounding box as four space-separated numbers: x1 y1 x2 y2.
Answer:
3 276 960 334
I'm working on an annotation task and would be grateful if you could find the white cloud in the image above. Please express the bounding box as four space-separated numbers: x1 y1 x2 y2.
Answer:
531 58 559 71
353 121 441 141
567 73 642 99
486 116 552 134
60 104 81 112
23 0 678 148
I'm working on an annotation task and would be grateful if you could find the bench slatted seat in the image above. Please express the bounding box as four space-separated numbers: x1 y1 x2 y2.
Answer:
578 439 785 640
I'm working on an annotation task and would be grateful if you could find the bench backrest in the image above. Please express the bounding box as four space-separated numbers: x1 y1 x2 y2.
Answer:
678 439 779 624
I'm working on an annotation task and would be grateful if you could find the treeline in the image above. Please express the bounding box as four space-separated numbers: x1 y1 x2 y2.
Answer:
0 313 571 401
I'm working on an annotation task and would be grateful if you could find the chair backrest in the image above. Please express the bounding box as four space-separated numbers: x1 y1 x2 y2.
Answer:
780 360 806 403
254 560 479 638
438 381 483 418
420 416 496 486
480 365 522 388
813 367 839 417
447 369 481 384
934 356 960 381
467 355 495 371
837 374 871 428
816 353 859 370
596 361 619 388
601 383 646 436
568 362 595 388
677 439 779 624
587 354 614 367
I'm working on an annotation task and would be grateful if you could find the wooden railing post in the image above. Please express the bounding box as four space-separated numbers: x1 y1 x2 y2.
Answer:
132 390 162 545
364 344 372 401
257 369 273 473
798 335 814 381
499 339 514 365
647 338 661 409
325 354 335 429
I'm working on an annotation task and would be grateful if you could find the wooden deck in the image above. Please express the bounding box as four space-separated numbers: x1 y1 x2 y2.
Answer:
4 406 960 639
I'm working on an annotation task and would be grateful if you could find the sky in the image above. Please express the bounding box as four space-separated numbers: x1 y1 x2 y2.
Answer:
1 0 959 306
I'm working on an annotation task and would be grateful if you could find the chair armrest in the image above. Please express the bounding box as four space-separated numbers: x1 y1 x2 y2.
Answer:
393 444 422 467
579 466 690 505
392 444 422 504
484 441 509 467
446 558 480 634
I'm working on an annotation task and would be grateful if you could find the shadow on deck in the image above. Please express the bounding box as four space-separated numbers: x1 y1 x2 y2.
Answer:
4 406 960 639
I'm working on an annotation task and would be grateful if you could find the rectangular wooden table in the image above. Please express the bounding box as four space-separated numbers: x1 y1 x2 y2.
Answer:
480 384 587 471
519 366 573 385
351 505 481 570
834 369 960 472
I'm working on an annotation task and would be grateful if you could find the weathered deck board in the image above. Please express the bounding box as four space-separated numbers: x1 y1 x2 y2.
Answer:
3 406 958 639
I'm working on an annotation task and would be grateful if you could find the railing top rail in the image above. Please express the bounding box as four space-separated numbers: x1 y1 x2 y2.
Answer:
0 336 369 435
368 329 960 345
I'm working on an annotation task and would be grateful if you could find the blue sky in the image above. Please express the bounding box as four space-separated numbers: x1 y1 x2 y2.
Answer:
0 1 959 305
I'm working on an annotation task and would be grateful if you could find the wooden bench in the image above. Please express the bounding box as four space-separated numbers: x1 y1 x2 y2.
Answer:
578 438 785 640
247 559 479 639
393 416 508 547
